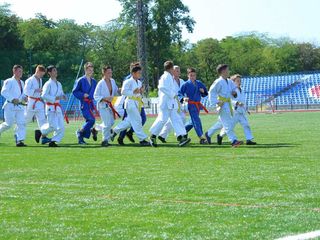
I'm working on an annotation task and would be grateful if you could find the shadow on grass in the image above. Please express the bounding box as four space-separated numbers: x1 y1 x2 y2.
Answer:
102 142 298 149
57 143 103 149
201 143 298 149
241 143 298 148
4 142 298 149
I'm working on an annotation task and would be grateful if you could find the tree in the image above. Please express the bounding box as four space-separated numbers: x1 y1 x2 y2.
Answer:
258 46 281 74
0 3 25 79
274 41 299 73
2 3 320 92
297 43 319 71
118 0 195 88
192 38 227 84
18 15 94 90
220 35 266 75
87 22 137 84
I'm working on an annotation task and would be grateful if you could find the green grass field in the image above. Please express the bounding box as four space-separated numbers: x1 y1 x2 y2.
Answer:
0 111 320 239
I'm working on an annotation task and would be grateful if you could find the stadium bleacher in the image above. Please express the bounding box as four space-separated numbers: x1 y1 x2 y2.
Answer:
201 71 320 110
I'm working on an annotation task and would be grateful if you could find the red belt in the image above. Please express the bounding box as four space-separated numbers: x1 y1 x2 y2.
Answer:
84 97 98 118
188 100 209 113
29 96 42 109
46 102 62 111
46 102 69 123
103 99 120 119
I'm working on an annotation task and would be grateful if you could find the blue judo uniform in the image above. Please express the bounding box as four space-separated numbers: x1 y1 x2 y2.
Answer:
72 76 97 139
179 80 208 137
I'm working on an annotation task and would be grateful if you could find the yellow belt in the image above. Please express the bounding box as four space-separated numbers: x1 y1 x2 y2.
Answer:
218 96 233 116
128 96 143 111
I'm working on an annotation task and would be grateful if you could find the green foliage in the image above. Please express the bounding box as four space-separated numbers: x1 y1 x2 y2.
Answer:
87 22 137 85
118 0 195 87
17 15 93 90
193 38 227 83
190 34 320 85
148 88 158 97
0 3 25 79
1 3 320 91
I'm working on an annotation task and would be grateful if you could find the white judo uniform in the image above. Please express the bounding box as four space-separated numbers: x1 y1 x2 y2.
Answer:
40 78 65 143
113 77 147 141
149 71 187 137
0 77 26 141
24 75 46 128
220 87 254 140
158 78 186 139
207 76 238 143
94 78 119 142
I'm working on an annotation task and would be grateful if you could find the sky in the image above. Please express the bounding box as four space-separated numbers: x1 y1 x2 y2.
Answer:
2 0 320 44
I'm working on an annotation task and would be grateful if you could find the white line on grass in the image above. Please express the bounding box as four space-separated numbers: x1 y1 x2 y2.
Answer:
275 230 320 240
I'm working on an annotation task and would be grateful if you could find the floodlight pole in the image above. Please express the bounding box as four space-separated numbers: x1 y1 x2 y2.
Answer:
136 0 149 96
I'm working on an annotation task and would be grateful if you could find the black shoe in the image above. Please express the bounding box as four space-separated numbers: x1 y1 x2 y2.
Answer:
126 130 135 143
117 137 125 146
16 141 27 147
110 130 117 142
149 135 158 147
217 134 223 145
231 140 243 148
178 135 191 147
200 138 208 145
246 140 257 145
101 140 110 147
91 128 98 141
158 136 167 143
35 130 41 143
49 141 58 147
205 132 211 145
140 140 151 146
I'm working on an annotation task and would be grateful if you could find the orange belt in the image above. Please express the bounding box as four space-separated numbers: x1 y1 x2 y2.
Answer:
46 102 69 123
29 96 42 109
188 100 209 113
103 99 120 119
84 97 98 118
